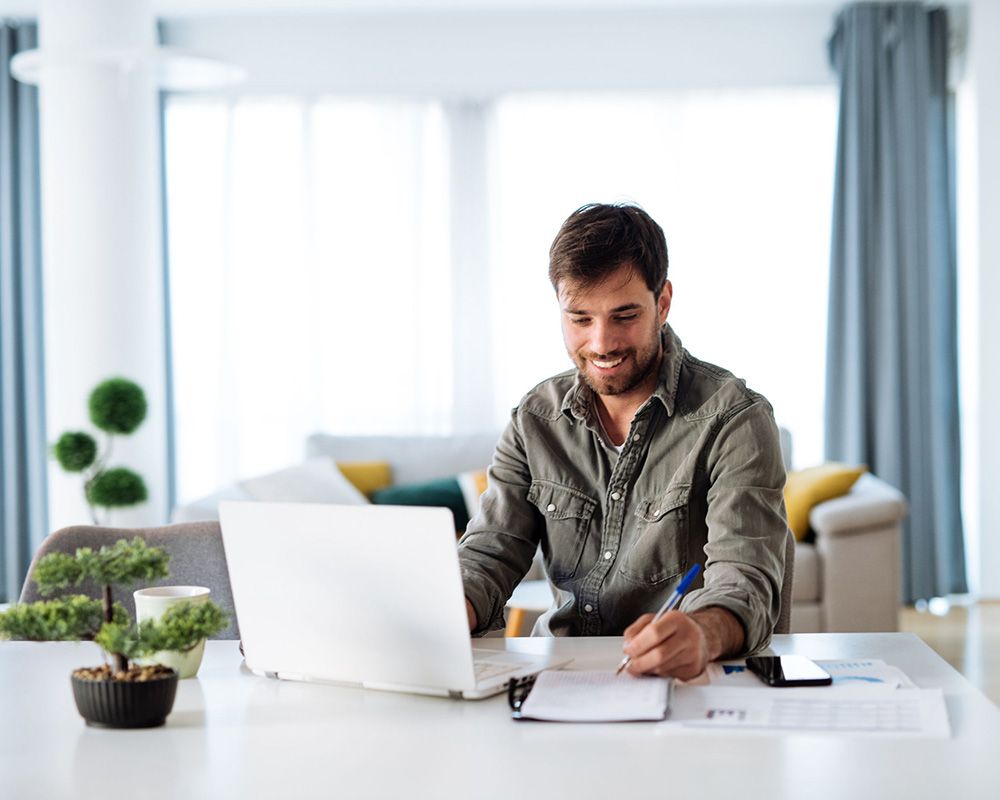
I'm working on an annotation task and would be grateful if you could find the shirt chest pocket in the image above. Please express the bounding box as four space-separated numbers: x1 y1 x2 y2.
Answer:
527 480 597 582
620 484 690 586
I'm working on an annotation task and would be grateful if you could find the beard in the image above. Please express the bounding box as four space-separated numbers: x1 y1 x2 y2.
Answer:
573 334 663 398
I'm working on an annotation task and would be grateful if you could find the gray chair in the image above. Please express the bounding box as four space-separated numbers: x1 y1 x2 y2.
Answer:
19 521 239 639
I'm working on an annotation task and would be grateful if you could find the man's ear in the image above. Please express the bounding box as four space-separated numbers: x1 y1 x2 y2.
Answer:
657 281 673 325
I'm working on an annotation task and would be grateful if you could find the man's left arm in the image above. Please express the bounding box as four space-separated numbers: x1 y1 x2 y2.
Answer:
623 400 787 679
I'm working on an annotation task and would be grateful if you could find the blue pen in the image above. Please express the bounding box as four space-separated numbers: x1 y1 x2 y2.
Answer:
615 563 703 676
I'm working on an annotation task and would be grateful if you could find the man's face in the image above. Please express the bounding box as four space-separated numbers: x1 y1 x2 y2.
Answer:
559 264 672 399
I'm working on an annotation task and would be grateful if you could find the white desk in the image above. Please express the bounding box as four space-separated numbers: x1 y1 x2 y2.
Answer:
2 634 999 800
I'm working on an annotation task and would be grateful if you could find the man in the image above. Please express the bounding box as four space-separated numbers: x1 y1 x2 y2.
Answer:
457 203 787 681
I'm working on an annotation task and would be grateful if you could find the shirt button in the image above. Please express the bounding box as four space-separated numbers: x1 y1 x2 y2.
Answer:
584 604 594 613
632 434 640 442
546 503 556 512
610 491 621 501
653 508 661 516
603 551 612 560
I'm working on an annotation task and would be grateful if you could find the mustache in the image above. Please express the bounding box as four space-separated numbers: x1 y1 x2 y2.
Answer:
581 350 632 361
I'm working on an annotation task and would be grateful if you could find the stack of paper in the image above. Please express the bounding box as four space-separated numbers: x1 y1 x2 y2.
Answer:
513 660 950 737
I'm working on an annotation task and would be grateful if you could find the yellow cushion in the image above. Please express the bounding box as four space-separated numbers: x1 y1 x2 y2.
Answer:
783 463 867 541
335 461 393 498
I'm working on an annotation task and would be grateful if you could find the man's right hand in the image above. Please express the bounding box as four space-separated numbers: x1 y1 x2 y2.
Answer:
465 598 477 631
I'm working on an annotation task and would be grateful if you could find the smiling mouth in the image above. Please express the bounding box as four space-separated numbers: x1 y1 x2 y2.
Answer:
591 356 626 370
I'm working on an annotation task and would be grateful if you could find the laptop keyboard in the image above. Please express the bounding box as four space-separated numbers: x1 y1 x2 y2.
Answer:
474 659 522 682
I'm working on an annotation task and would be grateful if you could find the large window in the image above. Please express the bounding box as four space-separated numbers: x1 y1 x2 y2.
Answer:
165 88 836 504
166 98 449 503
490 89 838 467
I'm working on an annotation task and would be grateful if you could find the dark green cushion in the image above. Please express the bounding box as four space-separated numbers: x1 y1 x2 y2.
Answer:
371 477 469 532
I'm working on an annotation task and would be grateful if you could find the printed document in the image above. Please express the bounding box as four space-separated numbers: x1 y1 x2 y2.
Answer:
675 686 950 737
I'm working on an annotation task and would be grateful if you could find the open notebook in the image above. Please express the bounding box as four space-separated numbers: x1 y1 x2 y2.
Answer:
510 670 672 722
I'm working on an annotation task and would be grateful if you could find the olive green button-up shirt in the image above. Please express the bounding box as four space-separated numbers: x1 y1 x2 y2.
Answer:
457 324 787 655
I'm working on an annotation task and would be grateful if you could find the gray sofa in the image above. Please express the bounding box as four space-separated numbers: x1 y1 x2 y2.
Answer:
174 431 907 633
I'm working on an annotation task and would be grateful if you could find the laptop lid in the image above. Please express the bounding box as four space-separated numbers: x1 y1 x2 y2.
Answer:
219 501 479 693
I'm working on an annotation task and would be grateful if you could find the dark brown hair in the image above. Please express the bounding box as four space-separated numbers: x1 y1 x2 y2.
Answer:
548 203 669 296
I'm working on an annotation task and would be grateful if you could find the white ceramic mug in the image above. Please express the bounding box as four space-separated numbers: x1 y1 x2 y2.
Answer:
133 586 211 679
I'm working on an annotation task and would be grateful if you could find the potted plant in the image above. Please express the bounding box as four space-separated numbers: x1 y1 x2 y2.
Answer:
52 377 149 524
0 537 226 728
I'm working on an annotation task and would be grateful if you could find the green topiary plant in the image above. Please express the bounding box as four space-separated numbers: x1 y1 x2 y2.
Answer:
52 377 149 524
0 538 226 676
89 378 147 434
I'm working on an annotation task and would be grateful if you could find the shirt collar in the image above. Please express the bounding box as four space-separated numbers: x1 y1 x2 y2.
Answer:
560 323 684 422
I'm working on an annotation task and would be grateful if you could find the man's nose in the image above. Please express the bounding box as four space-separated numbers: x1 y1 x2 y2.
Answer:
589 320 618 356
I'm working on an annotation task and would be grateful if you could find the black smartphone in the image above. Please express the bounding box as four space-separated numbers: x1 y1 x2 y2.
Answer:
746 655 833 687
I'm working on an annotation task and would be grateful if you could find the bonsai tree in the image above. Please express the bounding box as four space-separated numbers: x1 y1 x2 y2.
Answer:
52 377 149 524
0 537 226 676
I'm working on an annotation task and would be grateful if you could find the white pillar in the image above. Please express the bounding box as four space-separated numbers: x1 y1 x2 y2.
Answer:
36 0 168 530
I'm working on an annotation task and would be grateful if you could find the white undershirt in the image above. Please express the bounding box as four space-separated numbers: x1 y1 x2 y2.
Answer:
593 396 625 453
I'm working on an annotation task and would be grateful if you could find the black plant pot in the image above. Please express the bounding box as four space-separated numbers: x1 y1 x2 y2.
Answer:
70 669 179 729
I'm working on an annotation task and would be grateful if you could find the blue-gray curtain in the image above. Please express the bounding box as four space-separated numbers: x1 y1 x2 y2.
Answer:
0 20 47 603
826 3 966 602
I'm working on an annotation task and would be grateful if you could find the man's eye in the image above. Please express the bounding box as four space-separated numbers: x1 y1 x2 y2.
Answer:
570 318 590 326
615 315 638 323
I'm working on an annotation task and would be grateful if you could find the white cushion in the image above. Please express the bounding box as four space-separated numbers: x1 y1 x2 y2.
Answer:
237 458 368 505
809 473 907 535
171 484 251 522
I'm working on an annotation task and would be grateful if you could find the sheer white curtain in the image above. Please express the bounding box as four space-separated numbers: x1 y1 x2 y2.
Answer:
165 97 450 503
490 88 838 467
166 88 835 505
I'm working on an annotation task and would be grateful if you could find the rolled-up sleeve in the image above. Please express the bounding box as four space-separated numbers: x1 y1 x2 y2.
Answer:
680 400 788 655
458 412 542 635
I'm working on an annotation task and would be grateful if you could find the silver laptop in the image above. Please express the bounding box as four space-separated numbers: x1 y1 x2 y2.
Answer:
219 500 567 699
